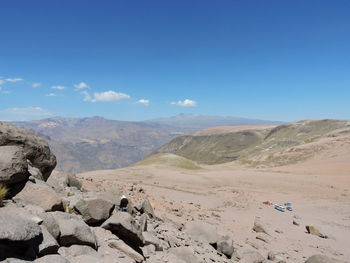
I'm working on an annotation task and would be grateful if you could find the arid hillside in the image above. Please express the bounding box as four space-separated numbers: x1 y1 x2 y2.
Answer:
154 119 350 168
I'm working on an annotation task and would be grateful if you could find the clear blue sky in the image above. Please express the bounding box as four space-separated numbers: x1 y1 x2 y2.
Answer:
0 0 349 122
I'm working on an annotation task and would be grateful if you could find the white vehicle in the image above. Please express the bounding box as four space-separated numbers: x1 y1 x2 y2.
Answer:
274 204 286 212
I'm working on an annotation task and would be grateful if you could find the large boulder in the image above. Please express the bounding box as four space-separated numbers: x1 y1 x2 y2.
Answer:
169 246 202 263
13 180 63 211
49 211 97 249
0 146 28 185
0 122 56 181
74 198 114 225
101 211 143 251
0 206 43 260
185 221 218 245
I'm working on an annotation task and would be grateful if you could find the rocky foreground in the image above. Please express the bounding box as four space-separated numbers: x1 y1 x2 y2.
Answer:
0 121 347 263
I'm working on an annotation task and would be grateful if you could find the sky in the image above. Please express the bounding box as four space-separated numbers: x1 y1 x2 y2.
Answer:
0 0 349 122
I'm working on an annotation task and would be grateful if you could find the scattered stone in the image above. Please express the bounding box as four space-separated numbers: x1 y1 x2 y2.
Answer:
74 198 114 225
13 180 63 211
139 213 148 232
216 235 234 258
256 233 270 244
293 220 300 226
306 226 328 238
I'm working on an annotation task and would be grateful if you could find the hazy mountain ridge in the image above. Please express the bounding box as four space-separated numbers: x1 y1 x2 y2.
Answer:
11 115 279 173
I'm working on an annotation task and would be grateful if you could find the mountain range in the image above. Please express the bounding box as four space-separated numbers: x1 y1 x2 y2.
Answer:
11 114 281 173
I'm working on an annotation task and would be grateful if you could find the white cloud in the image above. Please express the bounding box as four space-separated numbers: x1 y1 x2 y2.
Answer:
2 106 51 116
74 82 89 90
32 83 41 88
170 99 197 107
51 85 66 90
83 90 130 102
136 99 150 106
45 93 61 97
81 90 91 102
5 78 23 82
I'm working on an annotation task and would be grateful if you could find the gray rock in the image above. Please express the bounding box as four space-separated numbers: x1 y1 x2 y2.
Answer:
39 212 60 239
239 250 265 263
69 254 103 263
91 227 118 247
58 245 98 258
185 221 218 244
216 235 234 258
0 146 28 185
267 251 286 263
305 254 345 263
50 211 97 248
38 225 59 256
142 231 162 251
34 255 70 263
135 198 155 218
46 171 69 192
142 244 156 258
108 240 144 263
0 121 56 181
13 180 63 211
256 233 270 244
0 206 42 260
147 251 187 263
67 175 82 190
139 213 148 232
74 198 114 225
28 164 44 181
101 211 143 250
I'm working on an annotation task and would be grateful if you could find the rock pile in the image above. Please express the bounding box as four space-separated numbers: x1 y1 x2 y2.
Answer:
0 122 345 263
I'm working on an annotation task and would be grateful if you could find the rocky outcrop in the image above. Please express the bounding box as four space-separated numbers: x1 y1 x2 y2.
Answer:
217 235 234 258
0 122 56 181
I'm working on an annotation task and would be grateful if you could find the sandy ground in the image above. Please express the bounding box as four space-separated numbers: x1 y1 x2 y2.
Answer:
77 155 350 262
